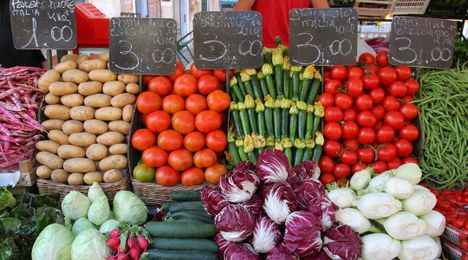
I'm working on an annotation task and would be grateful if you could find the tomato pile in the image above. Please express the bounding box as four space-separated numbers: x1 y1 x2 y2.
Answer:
131 62 230 187
319 51 420 184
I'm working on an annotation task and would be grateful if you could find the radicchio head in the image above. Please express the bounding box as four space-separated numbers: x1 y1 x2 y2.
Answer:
242 195 264 215
283 210 322 257
251 216 282 253
201 186 229 217
266 245 298 260
223 243 261 260
215 233 234 255
292 160 321 181
306 195 338 231
215 204 255 242
219 161 260 203
302 251 332 260
322 225 362 260
294 179 326 209
256 149 291 183
262 182 297 224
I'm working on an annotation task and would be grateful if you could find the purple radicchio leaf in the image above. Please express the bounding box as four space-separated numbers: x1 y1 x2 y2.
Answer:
292 160 321 181
215 204 255 242
223 243 261 260
215 233 234 255
294 179 326 209
266 245 298 260
219 161 260 203
306 195 338 231
256 149 291 183
322 224 362 260
201 185 229 217
251 215 282 253
262 182 297 224
302 250 332 260
241 195 264 215
283 210 322 257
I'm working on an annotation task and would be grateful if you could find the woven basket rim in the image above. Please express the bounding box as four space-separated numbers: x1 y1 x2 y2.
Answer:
37 174 130 190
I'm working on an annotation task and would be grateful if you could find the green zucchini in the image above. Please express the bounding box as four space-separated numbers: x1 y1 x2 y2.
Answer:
167 201 204 213
145 222 216 238
166 218 206 224
150 238 218 252
166 211 213 224
161 202 177 212
171 191 201 202
143 250 217 260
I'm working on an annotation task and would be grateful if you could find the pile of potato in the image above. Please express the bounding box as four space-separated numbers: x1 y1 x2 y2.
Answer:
35 53 139 185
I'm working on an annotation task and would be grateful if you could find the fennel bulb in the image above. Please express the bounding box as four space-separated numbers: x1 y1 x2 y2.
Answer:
361 233 401 260
384 177 415 199
327 188 355 208
383 211 426 240
367 171 393 192
421 210 446 237
395 163 422 184
398 235 441 260
335 208 371 234
356 192 402 219
403 189 437 216
350 168 371 190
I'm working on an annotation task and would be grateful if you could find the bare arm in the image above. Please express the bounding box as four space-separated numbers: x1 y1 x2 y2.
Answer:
311 0 330 8
234 0 256 11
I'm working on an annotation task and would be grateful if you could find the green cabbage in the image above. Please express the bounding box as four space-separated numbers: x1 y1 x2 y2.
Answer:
71 229 111 260
113 191 148 225
87 197 110 226
61 191 91 220
72 218 96 236
99 219 120 234
32 224 73 260
0 187 15 211
87 182 106 203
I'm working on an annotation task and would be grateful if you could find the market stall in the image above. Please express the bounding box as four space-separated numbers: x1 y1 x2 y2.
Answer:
0 1 467 260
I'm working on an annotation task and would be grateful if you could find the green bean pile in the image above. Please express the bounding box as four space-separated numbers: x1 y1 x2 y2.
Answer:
415 65 468 189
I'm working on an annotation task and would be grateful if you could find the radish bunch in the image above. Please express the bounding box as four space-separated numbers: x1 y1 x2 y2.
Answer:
106 225 150 260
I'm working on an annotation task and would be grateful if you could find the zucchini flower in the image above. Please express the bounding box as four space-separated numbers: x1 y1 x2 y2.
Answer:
262 63 273 76
305 138 315 149
313 70 322 81
257 71 264 80
228 129 236 143
302 65 316 79
315 132 324 146
252 133 266 149
274 99 282 110
262 47 273 56
281 137 292 149
237 102 246 111
229 76 238 87
266 136 275 147
235 138 244 147
306 104 314 113
264 95 275 108
314 102 324 117
274 141 284 151
243 68 257 76
244 95 255 109
230 101 238 111
240 71 251 82
255 99 265 113
243 135 254 153
291 65 302 73
281 99 292 110
282 56 291 71
294 139 305 149
272 48 284 66
289 103 298 115
296 101 307 111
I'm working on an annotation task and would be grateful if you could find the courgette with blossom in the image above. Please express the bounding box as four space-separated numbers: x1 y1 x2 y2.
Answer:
252 133 266 154
282 137 293 164
273 99 282 141
312 102 324 135
237 102 251 136
307 70 322 104
302 138 316 161
281 99 291 138
227 130 240 165
299 65 316 101
264 95 275 139
272 48 284 98
262 64 276 99
257 72 269 99
293 139 306 166
235 138 248 162
256 99 266 137
304 104 315 141
290 65 302 100
242 134 257 163
282 57 291 99
244 95 258 134
235 72 247 96
289 102 298 143
296 101 307 140
230 102 244 138
240 71 255 98
229 76 243 102
312 132 324 162
245 68 263 101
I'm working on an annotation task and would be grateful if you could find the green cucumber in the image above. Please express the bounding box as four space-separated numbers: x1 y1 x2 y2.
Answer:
161 202 177 212
167 211 213 224
168 201 204 213
171 191 201 202
150 238 218 252
166 218 206 224
145 222 216 238
143 250 217 260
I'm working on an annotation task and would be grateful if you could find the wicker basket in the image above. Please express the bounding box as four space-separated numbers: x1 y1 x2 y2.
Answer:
131 178 206 206
37 174 130 200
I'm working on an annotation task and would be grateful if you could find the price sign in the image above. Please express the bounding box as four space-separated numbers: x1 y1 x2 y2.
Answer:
289 8 358 66
9 0 77 49
193 11 262 69
389 16 456 68
109 17 177 75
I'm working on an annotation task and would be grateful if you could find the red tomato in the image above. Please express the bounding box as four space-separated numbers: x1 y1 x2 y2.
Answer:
355 94 373 111
359 53 375 65
370 88 385 104
320 173 335 185
363 74 380 90
174 74 197 97
358 147 375 163
405 79 420 95
371 161 388 173
136 91 162 114
383 96 401 111
195 110 222 133
376 50 389 67
324 122 342 141
184 132 205 152
168 149 193 171
346 78 364 97
358 128 376 144
142 146 168 168
347 67 364 79
402 96 414 104
330 65 347 80
205 164 227 184
334 163 351 179
352 162 368 173
206 90 230 112
334 93 353 110
156 166 181 187
366 64 380 74
342 121 359 140
371 105 386 121
185 94 208 115
319 93 335 107
319 156 335 173
378 67 397 85
343 109 357 121
399 125 419 141
172 111 195 134
146 110 171 133
193 148 217 168
142 75 154 86
213 69 232 82
343 139 359 151
357 111 377 128
376 126 396 144
148 76 172 96
198 75 220 95
395 139 414 157
205 130 227 152
325 79 342 94
395 66 411 81
387 157 402 170
169 60 185 82
377 144 397 162
132 128 156 151
384 111 405 130
162 94 185 114
190 63 211 78
400 104 418 120
324 140 343 158
340 150 358 165
388 81 408 97
401 157 417 165
324 106 344 122
157 130 183 151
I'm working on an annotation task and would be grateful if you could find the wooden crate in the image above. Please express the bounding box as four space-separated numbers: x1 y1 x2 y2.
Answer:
16 159 37 187
354 0 394 19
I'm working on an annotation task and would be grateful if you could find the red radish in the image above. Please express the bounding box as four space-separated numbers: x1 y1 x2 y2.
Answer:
109 229 121 239
117 253 129 260
137 235 149 250
127 234 136 249
108 256 117 260
107 238 120 250
129 248 140 259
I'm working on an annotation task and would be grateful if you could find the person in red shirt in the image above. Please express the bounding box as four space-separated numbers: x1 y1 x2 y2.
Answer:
234 0 329 48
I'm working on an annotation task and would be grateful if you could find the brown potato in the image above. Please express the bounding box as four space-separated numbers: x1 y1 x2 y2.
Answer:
99 53 109 61
125 83 140 94
45 93 60 105
36 152 63 169
70 106 95 121
36 165 52 179
62 69 89 84
51 169 69 183
77 55 89 63
57 145 86 159
118 74 138 84
102 81 125 96
62 120 84 134
38 70 61 92
108 121 130 134
79 59 107 72
63 158 96 173
109 144 127 155
44 105 70 120
86 144 108 160
41 119 64 130
68 173 84 185
60 94 84 107
54 60 77 73
95 107 122 121
83 172 103 185
78 81 103 96
99 155 127 171
35 140 60 154
68 132 96 147
48 130 69 145
96 132 125 146
60 54 79 63
103 169 123 183
83 119 108 134
88 69 116 82
111 93 135 108
48 82 77 96
84 94 111 108
122 104 133 122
